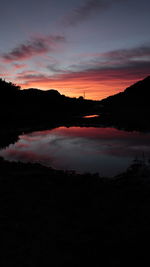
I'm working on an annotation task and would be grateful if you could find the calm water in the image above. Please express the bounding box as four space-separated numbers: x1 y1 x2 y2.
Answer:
83 115 100 118
0 126 150 176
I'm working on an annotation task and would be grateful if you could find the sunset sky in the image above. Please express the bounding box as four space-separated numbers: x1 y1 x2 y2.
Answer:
0 0 150 99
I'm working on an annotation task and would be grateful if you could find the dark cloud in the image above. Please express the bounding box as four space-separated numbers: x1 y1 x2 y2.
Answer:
63 0 121 26
17 73 46 82
14 44 150 92
16 60 150 85
45 45 150 76
103 45 150 61
69 45 150 71
2 35 65 62
47 63 64 73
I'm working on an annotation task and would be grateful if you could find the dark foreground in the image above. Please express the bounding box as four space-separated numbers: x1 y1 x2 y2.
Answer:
0 158 150 266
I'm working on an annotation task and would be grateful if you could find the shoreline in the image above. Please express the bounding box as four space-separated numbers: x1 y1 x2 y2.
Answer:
0 157 150 265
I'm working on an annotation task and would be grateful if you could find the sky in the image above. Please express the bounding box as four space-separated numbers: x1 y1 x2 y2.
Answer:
0 0 150 100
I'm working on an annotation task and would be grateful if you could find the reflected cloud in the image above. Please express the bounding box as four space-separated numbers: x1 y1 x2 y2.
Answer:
0 127 150 176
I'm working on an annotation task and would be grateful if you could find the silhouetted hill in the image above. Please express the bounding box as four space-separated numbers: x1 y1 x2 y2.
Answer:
1 78 150 266
99 76 150 131
0 79 97 128
22 88 61 97
101 76 150 109
1 77 150 131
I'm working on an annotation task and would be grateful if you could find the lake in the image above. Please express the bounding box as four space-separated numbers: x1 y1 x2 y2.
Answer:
0 126 150 176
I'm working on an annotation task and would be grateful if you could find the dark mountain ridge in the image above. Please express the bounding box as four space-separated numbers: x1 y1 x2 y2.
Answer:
0 78 97 129
0 76 150 131
1 79 150 267
97 76 150 131
101 76 150 109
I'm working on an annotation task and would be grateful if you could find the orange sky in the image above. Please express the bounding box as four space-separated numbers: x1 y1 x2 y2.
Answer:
1 0 150 100
18 75 143 100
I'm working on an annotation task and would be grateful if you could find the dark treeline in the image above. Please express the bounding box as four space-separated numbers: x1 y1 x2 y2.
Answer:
98 76 150 131
0 76 150 132
0 79 98 129
0 78 150 266
0 76 150 149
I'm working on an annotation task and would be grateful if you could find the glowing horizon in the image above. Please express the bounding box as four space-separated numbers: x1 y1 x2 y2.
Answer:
0 0 150 100
18 80 135 100
16 74 147 100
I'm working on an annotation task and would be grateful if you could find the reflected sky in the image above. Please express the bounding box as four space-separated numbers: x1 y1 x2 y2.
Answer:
0 127 150 176
83 115 100 118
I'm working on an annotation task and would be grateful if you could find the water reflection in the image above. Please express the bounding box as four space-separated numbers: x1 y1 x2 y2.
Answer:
0 127 150 176
83 115 99 118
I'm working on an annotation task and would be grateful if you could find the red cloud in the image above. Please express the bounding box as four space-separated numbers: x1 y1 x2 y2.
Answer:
8 44 150 99
2 35 65 62
14 63 150 100
13 63 28 69
0 149 53 164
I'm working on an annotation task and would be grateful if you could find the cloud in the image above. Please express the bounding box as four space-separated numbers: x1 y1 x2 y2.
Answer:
102 45 150 62
12 44 150 99
15 60 150 87
13 64 27 69
62 0 121 26
17 70 41 78
69 44 150 71
2 35 65 62
13 63 28 69
0 148 54 164
47 63 67 74
0 65 13 78
16 45 150 83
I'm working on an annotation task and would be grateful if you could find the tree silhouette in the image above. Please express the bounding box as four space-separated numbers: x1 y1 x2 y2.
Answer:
0 78 20 97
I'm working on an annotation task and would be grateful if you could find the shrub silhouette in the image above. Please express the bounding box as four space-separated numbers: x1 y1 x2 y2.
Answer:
0 79 20 97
